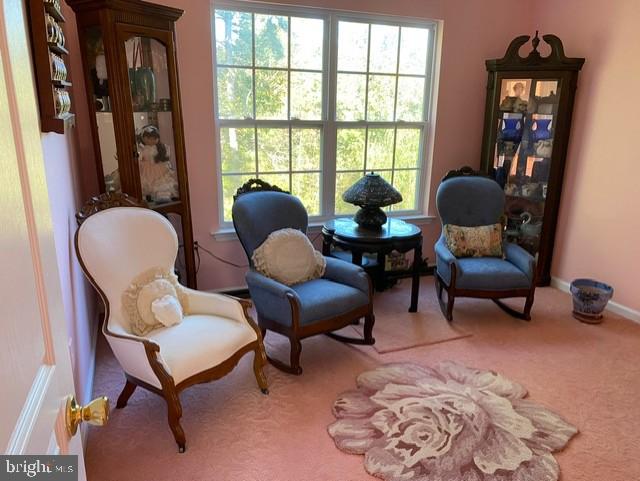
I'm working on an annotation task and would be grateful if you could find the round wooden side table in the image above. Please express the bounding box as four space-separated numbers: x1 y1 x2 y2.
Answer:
322 217 423 312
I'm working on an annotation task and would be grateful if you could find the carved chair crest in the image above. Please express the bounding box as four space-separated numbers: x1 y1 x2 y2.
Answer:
442 166 489 182
76 192 145 225
233 178 290 202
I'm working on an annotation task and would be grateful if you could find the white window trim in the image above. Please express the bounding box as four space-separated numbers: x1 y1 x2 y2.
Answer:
212 1 440 232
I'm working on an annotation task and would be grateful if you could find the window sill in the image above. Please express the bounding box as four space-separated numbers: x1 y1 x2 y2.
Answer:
211 214 436 242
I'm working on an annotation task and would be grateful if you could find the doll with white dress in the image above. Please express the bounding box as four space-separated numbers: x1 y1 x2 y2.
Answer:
137 125 179 203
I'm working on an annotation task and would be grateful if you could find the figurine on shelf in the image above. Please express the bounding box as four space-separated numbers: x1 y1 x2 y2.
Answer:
499 115 523 142
129 38 157 111
500 82 528 113
137 125 178 203
91 52 109 96
528 81 559 114
534 139 553 158
504 182 520 197
104 166 121 193
522 182 542 198
532 117 553 141
519 212 543 238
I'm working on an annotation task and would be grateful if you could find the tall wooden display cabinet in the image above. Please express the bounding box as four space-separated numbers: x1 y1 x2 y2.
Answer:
480 33 584 285
68 0 196 287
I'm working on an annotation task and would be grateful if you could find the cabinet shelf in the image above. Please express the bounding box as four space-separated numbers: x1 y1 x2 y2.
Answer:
42 112 75 133
133 110 173 114
505 193 545 204
48 43 69 55
148 199 181 210
44 3 66 22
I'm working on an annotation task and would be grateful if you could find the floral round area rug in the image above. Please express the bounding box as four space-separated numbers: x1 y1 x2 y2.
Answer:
328 361 578 481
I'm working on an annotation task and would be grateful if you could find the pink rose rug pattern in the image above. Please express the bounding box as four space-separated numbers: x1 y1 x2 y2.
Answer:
328 361 578 481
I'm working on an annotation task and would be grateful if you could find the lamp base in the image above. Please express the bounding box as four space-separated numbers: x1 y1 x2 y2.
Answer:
354 206 387 229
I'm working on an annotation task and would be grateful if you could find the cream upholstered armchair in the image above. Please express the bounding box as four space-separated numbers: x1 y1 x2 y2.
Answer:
75 194 267 452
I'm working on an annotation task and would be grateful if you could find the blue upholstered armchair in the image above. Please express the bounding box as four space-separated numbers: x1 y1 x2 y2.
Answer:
434 168 536 321
232 180 375 375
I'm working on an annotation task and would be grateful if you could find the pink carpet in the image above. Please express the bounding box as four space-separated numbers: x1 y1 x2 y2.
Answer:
85 280 640 481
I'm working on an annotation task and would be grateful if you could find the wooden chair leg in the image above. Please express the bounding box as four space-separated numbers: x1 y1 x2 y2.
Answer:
493 295 534 321
435 274 454 322
289 337 303 375
445 291 455 321
265 335 303 375
363 313 375 344
253 348 269 394
164 391 186 453
523 289 535 321
116 380 136 409
266 355 302 375
326 329 376 345
491 278 536 321
438 265 456 322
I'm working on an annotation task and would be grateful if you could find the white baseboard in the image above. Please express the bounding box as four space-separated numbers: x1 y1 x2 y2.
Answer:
210 285 247 293
550 276 640 324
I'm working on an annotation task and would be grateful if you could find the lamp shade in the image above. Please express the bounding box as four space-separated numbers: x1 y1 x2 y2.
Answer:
341 172 402 229
342 172 402 207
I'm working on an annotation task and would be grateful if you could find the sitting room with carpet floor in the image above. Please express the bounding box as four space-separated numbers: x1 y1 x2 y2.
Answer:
1 0 638 480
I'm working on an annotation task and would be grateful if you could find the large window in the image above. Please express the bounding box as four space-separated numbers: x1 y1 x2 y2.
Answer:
214 4 437 223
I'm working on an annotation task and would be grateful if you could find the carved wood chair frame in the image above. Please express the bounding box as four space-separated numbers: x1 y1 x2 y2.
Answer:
435 168 536 321
75 193 268 452
233 179 375 375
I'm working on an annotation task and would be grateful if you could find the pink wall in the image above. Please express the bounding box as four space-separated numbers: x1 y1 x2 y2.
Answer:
40 0 638 406
38 4 99 405
534 0 640 312
156 0 533 289
66 0 640 313
41 132 96 405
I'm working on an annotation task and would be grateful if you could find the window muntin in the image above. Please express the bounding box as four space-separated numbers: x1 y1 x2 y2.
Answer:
214 6 436 223
334 19 429 215
214 10 325 220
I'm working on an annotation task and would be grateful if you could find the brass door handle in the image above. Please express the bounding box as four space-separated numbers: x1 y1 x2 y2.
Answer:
65 395 109 436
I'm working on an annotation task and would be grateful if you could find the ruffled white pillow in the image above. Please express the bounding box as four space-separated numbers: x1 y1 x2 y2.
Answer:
252 228 326 286
122 267 188 335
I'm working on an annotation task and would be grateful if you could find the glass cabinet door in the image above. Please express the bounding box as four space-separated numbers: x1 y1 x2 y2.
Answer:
84 26 121 194
124 35 181 208
490 78 561 257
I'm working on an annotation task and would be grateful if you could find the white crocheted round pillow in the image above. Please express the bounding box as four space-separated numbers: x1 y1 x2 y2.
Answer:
252 228 326 286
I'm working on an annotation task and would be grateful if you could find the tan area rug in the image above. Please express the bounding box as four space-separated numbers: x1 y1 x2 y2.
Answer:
352 317 471 354
328 361 578 481
349 282 471 354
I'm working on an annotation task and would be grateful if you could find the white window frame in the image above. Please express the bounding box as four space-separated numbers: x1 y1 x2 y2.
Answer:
212 1 439 229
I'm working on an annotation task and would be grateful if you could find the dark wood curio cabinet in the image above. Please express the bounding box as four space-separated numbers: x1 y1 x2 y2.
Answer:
480 33 584 286
68 0 196 287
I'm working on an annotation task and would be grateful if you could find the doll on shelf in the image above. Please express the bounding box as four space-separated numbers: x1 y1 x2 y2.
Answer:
137 125 179 203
